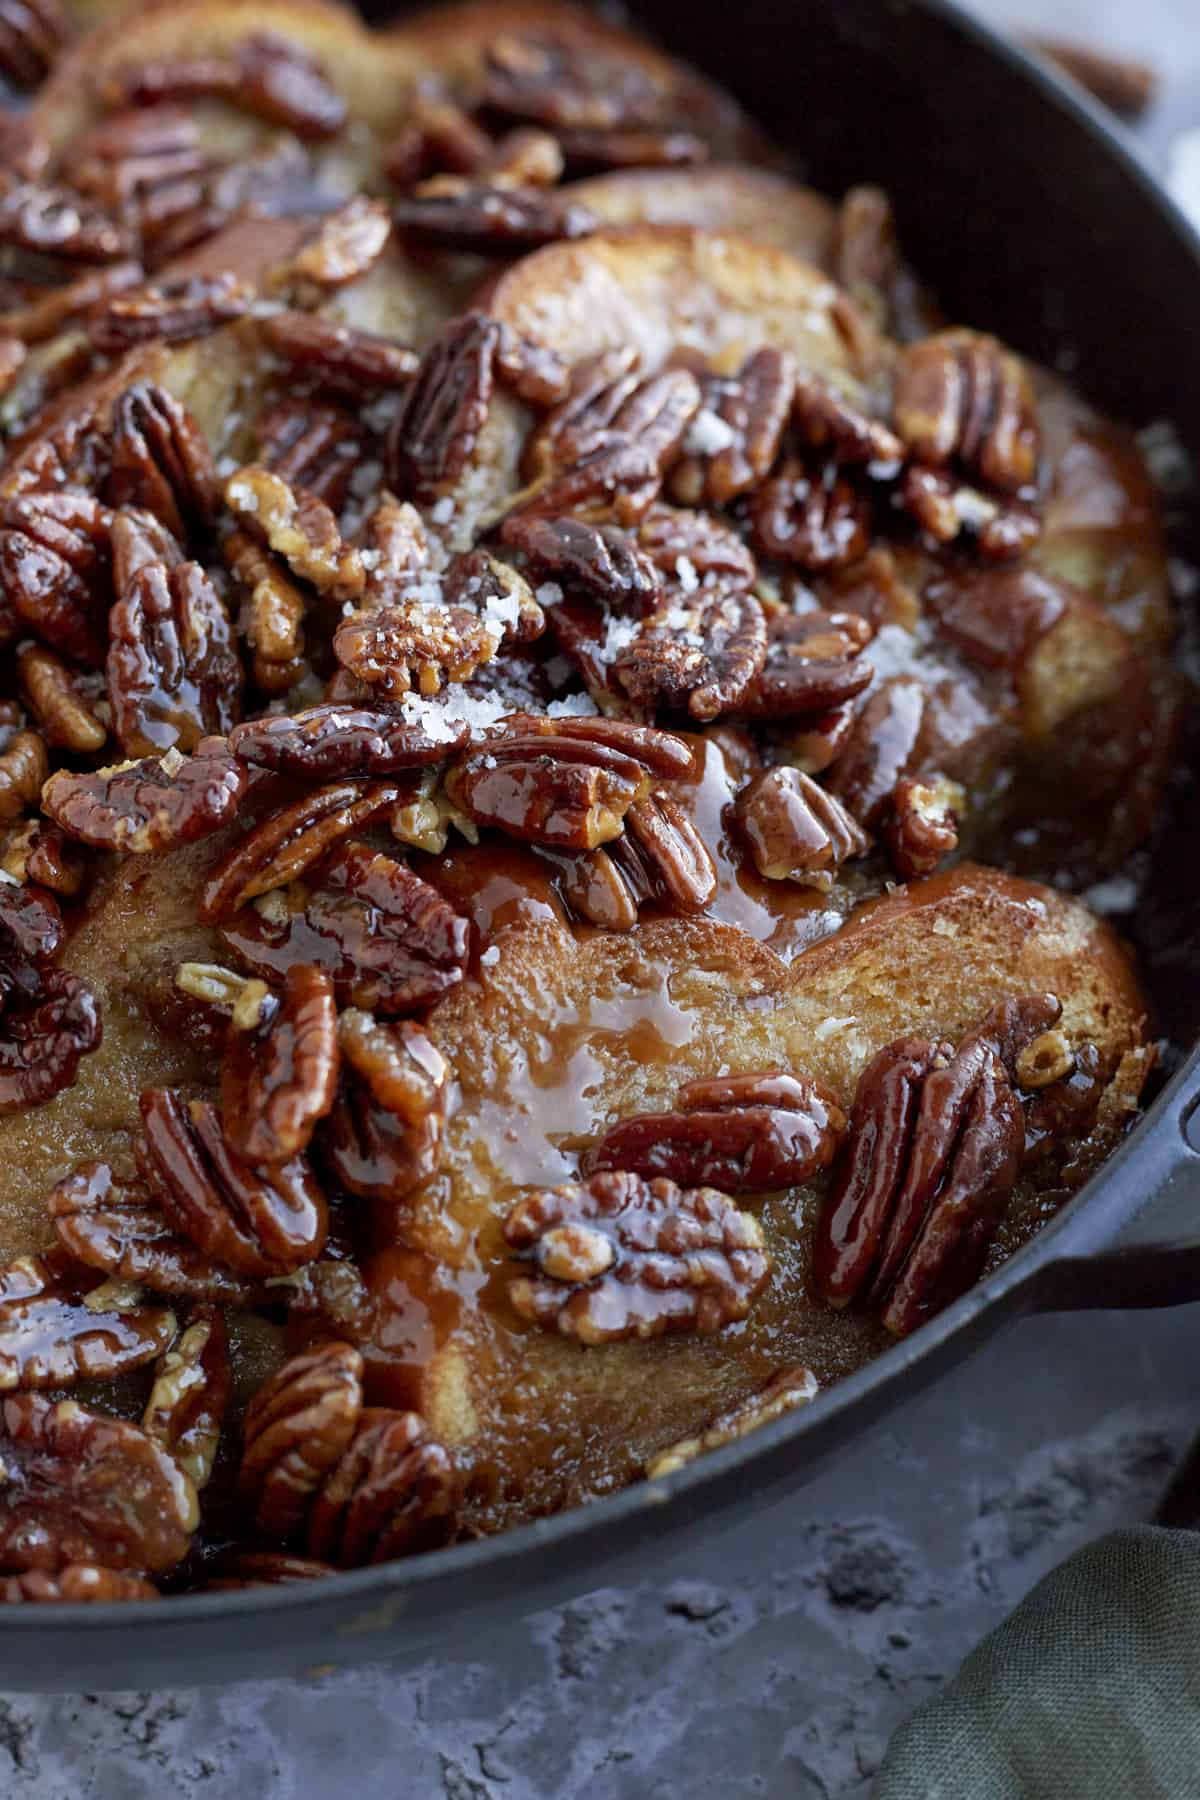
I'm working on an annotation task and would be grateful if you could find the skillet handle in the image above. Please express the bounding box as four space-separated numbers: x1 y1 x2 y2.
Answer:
1030 1071 1200 1313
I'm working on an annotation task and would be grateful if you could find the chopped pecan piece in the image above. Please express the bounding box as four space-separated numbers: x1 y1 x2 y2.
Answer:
89 271 252 353
103 32 346 142
668 348 795 506
0 1566 158 1604
0 1394 196 1572
481 32 665 132
608 789 716 912
307 1407 457 1565
320 1012 447 1205
812 1003 1060 1335
385 95 494 187
392 182 597 253
140 1088 328 1278
588 1070 846 1191
445 719 665 849
238 1341 363 1538
269 196 391 294
613 586 767 721
0 0 67 90
48 1162 264 1304
884 773 964 881
791 372 903 466
893 329 1040 494
0 334 25 395
230 702 468 779
43 743 246 853
0 818 88 896
646 1366 820 1477
737 608 875 720
517 362 700 527
827 675 928 826
108 558 242 756
222 526 307 695
0 1248 174 1390
199 780 407 918
221 965 339 1169
16 644 106 752
834 185 901 332
900 465 1040 558
733 766 870 888
0 181 130 265
500 513 662 612
224 466 363 603
106 383 218 546
505 1170 770 1343
257 311 418 394
0 967 101 1113
142 1305 229 1488
750 459 870 570
217 840 469 1015
0 728 49 823
1015 1028 1075 1092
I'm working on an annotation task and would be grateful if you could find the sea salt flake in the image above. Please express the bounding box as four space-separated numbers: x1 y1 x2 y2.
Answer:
684 408 736 456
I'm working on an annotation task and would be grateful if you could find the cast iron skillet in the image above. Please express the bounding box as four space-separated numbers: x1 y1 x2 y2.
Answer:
6 0 1200 1690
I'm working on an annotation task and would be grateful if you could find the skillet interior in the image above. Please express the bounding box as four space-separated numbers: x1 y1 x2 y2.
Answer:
3 0 1199 1687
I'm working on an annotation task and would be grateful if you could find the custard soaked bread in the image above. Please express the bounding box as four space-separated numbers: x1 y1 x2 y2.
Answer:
0 0 1180 1589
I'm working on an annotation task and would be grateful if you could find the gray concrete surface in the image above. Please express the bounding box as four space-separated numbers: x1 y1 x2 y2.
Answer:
5 2 1200 1795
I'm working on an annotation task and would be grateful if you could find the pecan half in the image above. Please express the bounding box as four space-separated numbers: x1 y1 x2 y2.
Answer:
384 313 496 507
646 1366 820 1478
238 1341 363 1538
588 1071 846 1191
608 789 716 912
0 878 62 962
140 1089 328 1278
899 465 1040 559
319 1011 446 1205
256 311 418 395
0 181 130 265
481 32 665 132
554 126 707 172
16 645 106 752
0 1566 158 1603
142 1305 229 1488
791 373 903 466
43 743 247 853
834 185 901 332
737 608 875 720
221 965 339 1168
392 183 596 253
48 1162 265 1304
0 729 49 822
893 329 1039 494
505 1171 769 1343
0 261 142 344
224 467 363 603
89 271 252 353
0 967 101 1113
811 1006 1057 1335
0 0 67 90
201 1550 333 1590
750 459 870 570
106 383 218 546
499 514 662 612
668 348 795 506
554 846 639 931
217 840 469 1015
199 780 407 918
516 363 700 527
636 505 757 593
306 1407 457 1565
0 818 88 896
613 586 767 721
107 558 243 756
333 601 500 698
883 773 964 881
229 702 468 779
827 675 927 826
0 490 111 665
0 1394 196 1573
733 766 870 888
0 1249 175 1390
103 33 346 142
445 718 670 849
255 398 365 510
269 196 391 294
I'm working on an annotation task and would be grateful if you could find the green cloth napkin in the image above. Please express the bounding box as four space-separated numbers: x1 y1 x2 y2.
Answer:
873 1526 1200 1798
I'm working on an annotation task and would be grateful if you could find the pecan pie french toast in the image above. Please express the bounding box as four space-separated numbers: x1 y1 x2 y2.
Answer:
0 0 1182 1591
